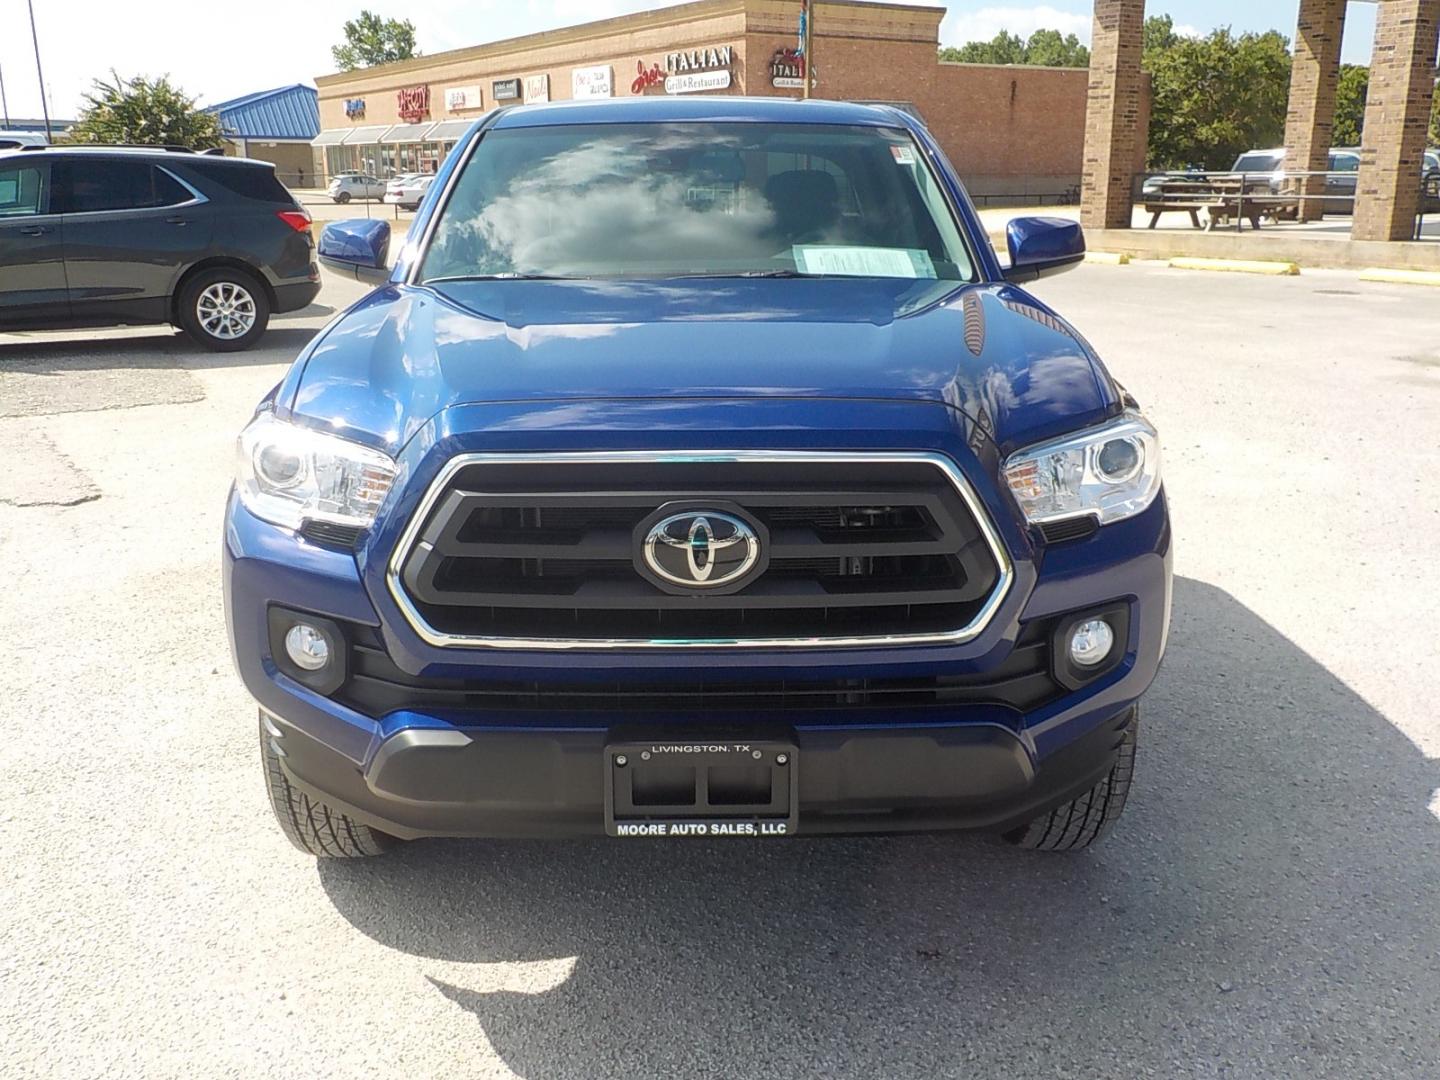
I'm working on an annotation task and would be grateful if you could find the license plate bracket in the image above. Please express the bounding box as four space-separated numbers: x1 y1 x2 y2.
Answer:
604 738 798 838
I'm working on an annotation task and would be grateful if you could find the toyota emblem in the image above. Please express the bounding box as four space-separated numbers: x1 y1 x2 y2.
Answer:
641 510 761 590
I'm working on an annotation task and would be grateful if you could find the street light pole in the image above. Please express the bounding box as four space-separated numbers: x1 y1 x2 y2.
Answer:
1 63 11 129
802 0 812 100
27 0 53 142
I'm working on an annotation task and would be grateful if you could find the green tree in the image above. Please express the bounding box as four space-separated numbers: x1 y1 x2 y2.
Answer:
939 28 1088 68
1332 64 1368 147
331 10 419 71
1023 29 1090 68
69 72 223 149
1143 13 1180 55
940 30 1025 65
1144 27 1292 170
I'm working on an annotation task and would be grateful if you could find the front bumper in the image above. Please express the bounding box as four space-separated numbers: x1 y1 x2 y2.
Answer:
226 487 1170 840
262 702 1138 839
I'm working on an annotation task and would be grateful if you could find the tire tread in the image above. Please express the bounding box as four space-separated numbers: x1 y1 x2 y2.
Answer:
260 717 391 858
1005 709 1138 852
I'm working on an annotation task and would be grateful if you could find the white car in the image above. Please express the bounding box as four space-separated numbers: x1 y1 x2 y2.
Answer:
384 173 421 198
383 174 435 211
327 173 385 204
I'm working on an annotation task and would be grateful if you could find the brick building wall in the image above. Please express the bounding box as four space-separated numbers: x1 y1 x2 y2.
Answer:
313 0 1102 202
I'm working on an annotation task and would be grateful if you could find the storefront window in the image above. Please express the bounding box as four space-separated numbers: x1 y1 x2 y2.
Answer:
325 146 356 177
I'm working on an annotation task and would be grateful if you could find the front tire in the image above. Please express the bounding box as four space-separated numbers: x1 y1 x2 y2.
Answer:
335 191 351 204
177 268 270 352
260 715 395 858
1004 709 1137 851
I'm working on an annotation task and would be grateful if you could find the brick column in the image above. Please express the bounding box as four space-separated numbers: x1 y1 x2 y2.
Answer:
1353 0 1440 242
1283 0 1347 221
1081 0 1147 231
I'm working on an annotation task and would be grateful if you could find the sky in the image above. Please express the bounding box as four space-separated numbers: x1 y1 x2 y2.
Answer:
0 0 1379 123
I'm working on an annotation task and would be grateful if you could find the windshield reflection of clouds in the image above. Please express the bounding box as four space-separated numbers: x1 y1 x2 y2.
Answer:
435 137 783 277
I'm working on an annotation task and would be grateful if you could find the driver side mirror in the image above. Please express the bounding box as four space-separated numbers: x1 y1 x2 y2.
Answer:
1003 217 1085 284
318 219 393 284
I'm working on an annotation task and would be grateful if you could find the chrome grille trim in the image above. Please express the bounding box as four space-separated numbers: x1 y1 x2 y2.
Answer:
385 451 1015 650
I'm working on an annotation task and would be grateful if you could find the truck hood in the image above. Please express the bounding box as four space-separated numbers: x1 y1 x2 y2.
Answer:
284 277 1118 456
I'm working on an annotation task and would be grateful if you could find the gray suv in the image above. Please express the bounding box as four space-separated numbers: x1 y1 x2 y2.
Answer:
0 146 320 350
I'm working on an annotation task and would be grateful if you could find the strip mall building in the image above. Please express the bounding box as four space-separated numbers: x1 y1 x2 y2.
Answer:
313 0 1132 203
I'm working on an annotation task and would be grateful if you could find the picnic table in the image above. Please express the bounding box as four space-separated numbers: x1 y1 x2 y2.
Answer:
1143 176 1294 232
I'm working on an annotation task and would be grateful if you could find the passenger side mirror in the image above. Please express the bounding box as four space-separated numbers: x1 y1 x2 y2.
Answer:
318 219 393 284
1002 217 1086 284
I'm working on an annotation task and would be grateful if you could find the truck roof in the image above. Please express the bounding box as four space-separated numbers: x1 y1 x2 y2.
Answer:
491 96 915 130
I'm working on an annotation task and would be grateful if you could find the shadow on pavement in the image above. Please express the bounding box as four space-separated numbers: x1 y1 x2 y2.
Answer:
0 321 330 371
319 577 1440 1076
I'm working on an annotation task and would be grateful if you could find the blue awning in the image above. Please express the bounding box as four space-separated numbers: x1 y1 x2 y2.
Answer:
209 84 320 141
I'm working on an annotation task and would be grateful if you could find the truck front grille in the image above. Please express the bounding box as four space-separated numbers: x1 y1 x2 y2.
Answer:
388 453 1012 648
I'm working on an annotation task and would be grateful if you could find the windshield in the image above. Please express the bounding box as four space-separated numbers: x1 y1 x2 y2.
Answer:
418 122 976 283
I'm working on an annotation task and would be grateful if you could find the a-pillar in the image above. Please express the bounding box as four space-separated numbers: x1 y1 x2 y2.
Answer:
1080 0 1147 231
1283 0 1348 221
1353 0 1440 241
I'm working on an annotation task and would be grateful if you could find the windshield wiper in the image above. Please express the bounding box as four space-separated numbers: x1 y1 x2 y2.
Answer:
422 273 580 283
424 270 819 284
661 269 816 279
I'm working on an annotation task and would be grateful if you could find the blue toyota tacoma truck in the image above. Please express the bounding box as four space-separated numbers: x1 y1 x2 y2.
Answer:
224 98 1171 856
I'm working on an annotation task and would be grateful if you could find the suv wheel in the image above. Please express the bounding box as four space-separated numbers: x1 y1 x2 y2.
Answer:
178 269 270 352
1004 708 1137 851
260 714 396 858
335 191 351 204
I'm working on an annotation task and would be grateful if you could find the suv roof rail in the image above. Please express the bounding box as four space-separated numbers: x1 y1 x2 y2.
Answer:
18 143 202 153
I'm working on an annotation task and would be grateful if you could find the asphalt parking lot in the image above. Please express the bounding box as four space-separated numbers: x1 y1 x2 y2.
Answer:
2 263 1438 1079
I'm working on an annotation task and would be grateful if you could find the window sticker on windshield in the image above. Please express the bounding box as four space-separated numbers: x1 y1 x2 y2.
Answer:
890 145 916 166
793 245 937 279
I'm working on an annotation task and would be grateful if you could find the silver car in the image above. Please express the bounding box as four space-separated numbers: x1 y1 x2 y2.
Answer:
327 173 386 204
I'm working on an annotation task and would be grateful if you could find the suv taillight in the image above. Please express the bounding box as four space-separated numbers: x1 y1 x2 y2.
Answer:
276 209 312 233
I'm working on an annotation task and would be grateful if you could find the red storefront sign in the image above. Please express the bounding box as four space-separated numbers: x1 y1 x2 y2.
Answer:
631 60 665 94
396 85 431 123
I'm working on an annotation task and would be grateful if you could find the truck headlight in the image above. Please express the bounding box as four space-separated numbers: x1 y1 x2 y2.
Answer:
236 412 397 531
1003 411 1161 526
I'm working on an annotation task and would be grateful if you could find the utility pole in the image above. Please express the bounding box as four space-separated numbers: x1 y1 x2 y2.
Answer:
1 62 10 129
27 0 52 142
800 0 813 100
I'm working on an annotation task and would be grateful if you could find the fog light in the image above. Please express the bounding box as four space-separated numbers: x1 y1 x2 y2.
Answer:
1068 618 1115 667
284 623 331 671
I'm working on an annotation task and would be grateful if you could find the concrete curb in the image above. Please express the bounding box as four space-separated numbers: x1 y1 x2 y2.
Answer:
1086 228 1440 272
1358 267 1440 287
1084 252 1131 266
1169 257 1300 276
